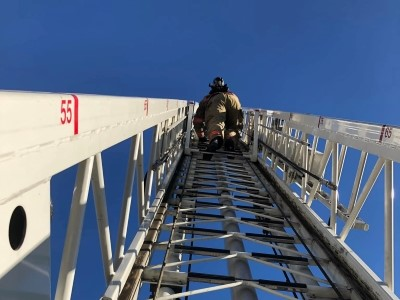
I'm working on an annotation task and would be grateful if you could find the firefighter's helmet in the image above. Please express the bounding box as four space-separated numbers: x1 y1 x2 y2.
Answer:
209 77 228 91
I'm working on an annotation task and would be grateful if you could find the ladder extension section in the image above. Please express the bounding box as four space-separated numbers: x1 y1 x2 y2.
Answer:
0 91 398 299
0 91 189 300
116 143 396 300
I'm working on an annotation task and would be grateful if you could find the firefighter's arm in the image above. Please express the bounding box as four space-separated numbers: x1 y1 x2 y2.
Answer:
193 99 207 138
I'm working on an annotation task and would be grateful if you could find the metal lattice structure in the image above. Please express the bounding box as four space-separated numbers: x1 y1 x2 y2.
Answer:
0 91 398 299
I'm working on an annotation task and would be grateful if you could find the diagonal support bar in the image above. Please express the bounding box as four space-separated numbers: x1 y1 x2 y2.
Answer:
55 156 94 300
92 153 115 283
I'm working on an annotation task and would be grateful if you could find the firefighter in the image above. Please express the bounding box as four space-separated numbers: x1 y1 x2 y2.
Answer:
193 77 243 153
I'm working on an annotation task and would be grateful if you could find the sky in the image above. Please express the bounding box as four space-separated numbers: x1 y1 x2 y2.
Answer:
1 1 400 299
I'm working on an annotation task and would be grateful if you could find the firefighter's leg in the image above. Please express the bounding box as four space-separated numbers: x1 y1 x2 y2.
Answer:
205 97 226 151
224 130 238 151
224 103 241 151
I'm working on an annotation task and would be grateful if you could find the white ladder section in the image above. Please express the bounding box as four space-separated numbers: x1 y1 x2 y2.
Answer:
106 139 397 300
0 91 398 299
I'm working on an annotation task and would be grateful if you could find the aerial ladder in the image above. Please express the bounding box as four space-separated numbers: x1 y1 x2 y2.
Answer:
0 90 398 299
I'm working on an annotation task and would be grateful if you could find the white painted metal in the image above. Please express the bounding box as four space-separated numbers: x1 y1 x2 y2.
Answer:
306 140 332 206
156 204 186 297
253 159 397 299
144 152 351 299
385 160 394 290
153 281 243 300
248 108 396 241
331 142 338 234
0 91 188 205
241 253 327 284
163 209 293 238
144 124 161 212
244 281 298 300
348 151 367 212
340 157 385 240
155 122 164 189
246 107 399 298
219 193 258 300
55 156 94 300
337 144 347 184
0 182 50 299
114 134 141 268
157 121 168 189
102 149 184 300
2 90 399 299
137 133 146 223
91 153 115 282
251 110 260 162
267 111 400 162
184 102 195 155
0 90 190 299
301 133 308 202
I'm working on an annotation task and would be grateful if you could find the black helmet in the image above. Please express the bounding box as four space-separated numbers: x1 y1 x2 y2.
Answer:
209 77 228 90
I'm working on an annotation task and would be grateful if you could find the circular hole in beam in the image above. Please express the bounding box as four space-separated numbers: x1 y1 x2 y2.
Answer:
9 206 27 251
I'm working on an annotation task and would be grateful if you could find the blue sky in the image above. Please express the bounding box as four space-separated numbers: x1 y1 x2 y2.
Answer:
1 1 400 299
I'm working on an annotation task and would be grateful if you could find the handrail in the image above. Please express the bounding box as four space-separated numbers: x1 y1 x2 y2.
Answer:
0 90 192 299
242 108 397 292
1 92 397 298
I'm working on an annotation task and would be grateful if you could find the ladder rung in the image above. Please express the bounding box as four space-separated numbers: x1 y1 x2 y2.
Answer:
188 272 308 292
251 252 309 265
159 225 295 244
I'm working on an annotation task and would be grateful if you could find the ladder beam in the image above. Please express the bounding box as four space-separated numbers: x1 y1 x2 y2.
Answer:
55 157 94 300
247 108 399 297
252 158 397 299
135 151 353 299
91 153 114 283
102 149 184 300
385 160 394 290
1 90 399 299
114 134 141 268
0 91 188 205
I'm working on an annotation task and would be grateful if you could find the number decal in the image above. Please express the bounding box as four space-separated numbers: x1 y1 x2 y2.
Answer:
144 99 149 116
61 100 67 124
379 125 393 142
318 116 324 128
66 99 72 123
60 95 79 135
385 127 392 138
60 99 73 124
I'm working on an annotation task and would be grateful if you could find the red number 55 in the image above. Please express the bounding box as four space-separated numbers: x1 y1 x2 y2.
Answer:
61 99 72 124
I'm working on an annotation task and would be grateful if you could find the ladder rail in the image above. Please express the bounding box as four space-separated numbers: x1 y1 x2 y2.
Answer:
1 90 398 299
136 151 356 299
243 108 398 295
0 90 190 299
